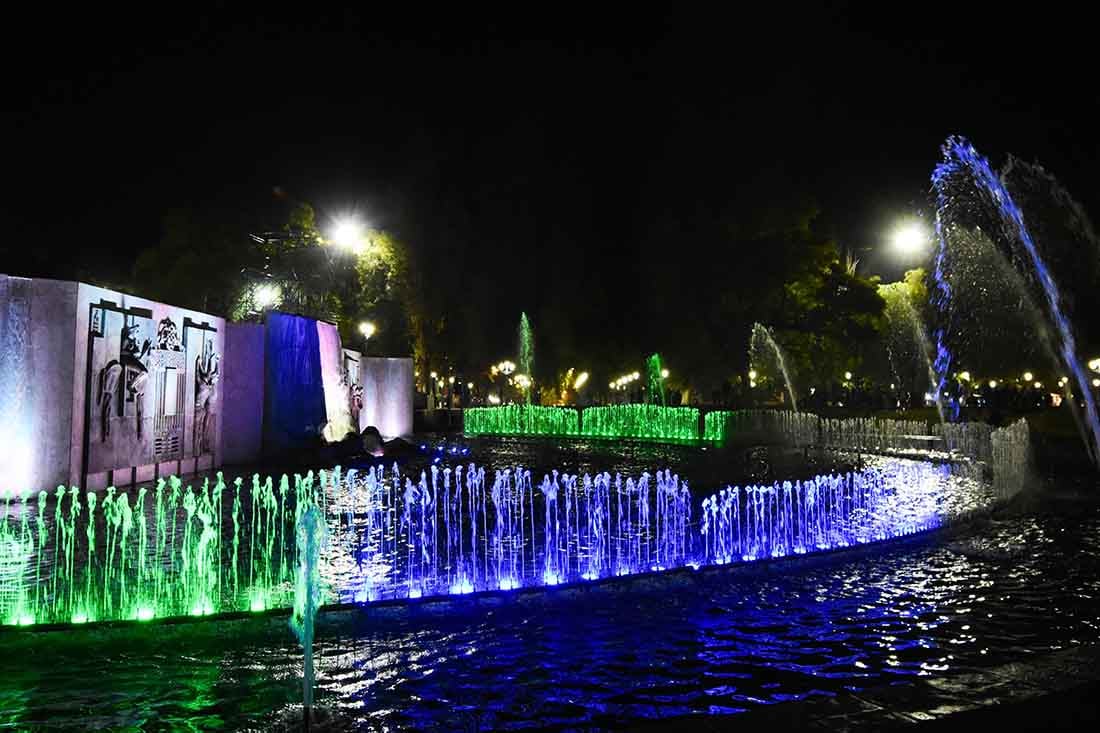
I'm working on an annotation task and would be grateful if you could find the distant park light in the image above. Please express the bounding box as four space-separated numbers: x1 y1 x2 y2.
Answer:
748 369 757 380
574 371 589 390
660 368 669 379
988 380 998 389
844 371 853 381
1023 371 1034 382
958 371 971 382
358 321 376 339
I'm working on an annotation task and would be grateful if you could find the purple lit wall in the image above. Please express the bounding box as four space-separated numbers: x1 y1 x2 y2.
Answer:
359 357 414 438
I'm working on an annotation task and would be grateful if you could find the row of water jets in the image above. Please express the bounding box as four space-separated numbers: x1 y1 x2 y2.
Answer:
0 418 1028 627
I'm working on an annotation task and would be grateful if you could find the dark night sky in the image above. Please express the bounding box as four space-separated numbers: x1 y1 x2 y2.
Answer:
6 11 1099 362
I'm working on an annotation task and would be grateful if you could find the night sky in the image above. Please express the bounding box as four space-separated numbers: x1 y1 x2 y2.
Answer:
7 12 1099 362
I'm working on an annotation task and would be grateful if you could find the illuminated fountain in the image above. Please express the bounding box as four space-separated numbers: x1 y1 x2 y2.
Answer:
464 404 702 441
580 404 700 441
1 415 1028 629
646 353 667 406
749 323 798 411
932 136 1100 462
464 404 580 437
0 472 329 626
518 312 534 403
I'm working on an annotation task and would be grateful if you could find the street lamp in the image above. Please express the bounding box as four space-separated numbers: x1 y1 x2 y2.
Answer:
891 219 928 257
254 283 281 310
331 216 367 254
359 321 376 339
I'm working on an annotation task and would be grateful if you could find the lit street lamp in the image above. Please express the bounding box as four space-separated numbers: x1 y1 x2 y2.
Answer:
891 219 929 257
331 216 367 254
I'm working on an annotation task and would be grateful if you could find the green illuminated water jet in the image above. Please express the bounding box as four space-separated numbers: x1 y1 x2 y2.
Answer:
581 405 698 441
465 405 580 436
518 312 534 403
645 354 666 406
464 405 703 441
0 470 331 626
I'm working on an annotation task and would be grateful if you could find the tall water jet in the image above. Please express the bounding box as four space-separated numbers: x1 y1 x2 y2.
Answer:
646 353 666 406
932 136 1100 463
749 323 798 411
518 312 535 404
879 281 942 422
290 503 327 729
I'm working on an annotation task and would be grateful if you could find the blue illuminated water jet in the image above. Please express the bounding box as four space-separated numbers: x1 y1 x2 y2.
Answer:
932 137 1100 462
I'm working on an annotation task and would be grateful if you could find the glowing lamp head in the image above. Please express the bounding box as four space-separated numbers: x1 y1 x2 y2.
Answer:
358 321 376 339
748 369 757 380
1034 381 1043 389
988 380 998 389
331 217 366 253
254 283 281 310
660 368 669 379
959 371 971 382
1093 379 1100 388
574 371 589 390
844 371 853 381
1023 371 1034 382
466 382 474 389
891 220 928 256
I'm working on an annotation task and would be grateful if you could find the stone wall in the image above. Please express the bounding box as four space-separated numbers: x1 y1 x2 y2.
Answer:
0 274 414 493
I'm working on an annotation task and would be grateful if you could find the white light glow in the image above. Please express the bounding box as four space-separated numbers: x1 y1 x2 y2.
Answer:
331 217 366 253
358 321 376 339
254 283 281 310
574 371 589 390
891 220 928 256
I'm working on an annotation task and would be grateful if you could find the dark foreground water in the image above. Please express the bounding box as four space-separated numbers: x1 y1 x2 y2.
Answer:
1 487 1098 731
